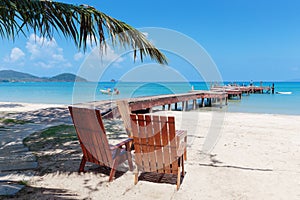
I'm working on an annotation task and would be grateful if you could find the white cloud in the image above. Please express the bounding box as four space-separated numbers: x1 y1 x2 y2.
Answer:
4 47 25 64
25 34 71 68
74 52 84 61
77 46 126 81
10 48 25 62
52 54 64 61
101 45 124 63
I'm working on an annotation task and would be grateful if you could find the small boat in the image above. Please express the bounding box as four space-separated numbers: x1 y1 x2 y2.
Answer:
276 91 292 95
100 88 120 95
100 89 112 95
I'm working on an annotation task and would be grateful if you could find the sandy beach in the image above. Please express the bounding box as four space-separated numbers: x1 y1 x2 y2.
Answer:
0 102 65 113
1 102 300 199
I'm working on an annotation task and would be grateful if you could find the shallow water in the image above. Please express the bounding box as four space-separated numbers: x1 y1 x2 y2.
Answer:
1 81 300 115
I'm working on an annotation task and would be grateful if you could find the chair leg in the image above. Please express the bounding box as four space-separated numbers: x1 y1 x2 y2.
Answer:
126 144 134 171
134 169 139 185
184 135 187 161
177 165 181 190
181 155 185 177
79 156 86 173
109 168 116 182
109 156 120 182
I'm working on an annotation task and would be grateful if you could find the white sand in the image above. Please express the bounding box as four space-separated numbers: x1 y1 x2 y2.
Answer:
0 101 65 112
2 104 300 199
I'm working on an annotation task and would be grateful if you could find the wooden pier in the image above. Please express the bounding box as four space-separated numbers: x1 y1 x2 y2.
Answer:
249 86 271 94
79 84 272 116
211 87 243 100
211 85 271 99
128 90 228 112
81 90 228 117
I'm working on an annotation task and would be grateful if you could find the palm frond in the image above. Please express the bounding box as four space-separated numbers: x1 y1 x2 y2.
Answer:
0 0 167 64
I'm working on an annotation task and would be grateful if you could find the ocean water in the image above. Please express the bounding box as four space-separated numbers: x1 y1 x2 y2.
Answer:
1 81 300 115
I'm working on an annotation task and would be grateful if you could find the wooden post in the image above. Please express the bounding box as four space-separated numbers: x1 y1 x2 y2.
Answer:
207 98 210 106
185 101 189 111
193 99 197 110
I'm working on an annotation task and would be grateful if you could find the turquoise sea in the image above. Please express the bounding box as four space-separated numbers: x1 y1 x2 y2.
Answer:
1 81 300 115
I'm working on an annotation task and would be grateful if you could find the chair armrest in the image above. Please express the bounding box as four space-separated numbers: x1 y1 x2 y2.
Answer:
110 138 133 150
177 141 187 157
176 130 187 157
176 130 187 140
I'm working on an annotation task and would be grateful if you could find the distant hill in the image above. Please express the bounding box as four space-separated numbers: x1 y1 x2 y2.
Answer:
0 70 43 82
0 70 88 82
48 73 87 82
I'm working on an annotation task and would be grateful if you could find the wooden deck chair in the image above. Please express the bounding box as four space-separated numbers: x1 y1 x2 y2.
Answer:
130 114 187 190
117 100 187 161
68 106 133 182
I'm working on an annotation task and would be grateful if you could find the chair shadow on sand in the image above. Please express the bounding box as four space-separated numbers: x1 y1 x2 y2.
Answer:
138 171 186 187
3 181 79 200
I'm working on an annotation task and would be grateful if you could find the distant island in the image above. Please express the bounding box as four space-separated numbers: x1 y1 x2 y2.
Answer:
0 70 88 82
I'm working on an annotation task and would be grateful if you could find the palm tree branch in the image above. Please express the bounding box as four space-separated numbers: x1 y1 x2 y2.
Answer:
0 0 167 64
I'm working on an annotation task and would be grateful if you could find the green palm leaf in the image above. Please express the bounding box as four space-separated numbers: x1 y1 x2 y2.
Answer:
0 0 167 64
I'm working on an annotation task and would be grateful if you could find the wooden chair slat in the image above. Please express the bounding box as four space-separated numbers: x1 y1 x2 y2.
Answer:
168 116 178 173
117 100 133 138
152 115 164 173
137 114 151 172
130 114 143 171
160 116 171 174
145 115 157 172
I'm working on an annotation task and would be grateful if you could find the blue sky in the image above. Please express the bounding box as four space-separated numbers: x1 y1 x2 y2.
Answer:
1 0 300 81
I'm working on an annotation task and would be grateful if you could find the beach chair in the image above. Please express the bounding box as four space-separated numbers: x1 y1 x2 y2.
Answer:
68 106 133 182
130 114 187 190
117 100 187 161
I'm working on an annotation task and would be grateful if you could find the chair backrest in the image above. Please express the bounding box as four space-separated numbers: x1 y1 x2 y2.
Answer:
69 106 113 166
130 114 179 174
116 100 133 138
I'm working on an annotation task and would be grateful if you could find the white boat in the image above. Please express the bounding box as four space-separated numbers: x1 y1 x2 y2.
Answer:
100 89 120 95
276 91 292 95
100 89 112 95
